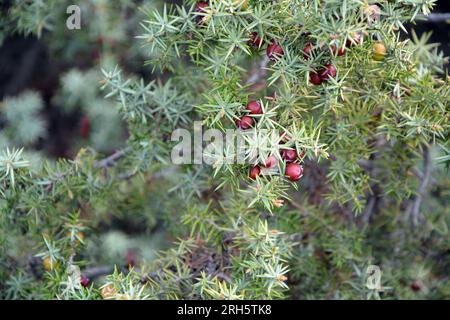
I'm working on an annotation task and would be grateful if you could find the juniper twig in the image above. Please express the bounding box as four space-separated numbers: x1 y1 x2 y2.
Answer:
405 145 432 227
94 147 132 169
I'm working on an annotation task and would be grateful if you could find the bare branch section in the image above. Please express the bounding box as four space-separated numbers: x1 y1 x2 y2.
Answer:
246 56 270 86
405 145 432 227
360 135 387 226
417 13 450 23
84 266 114 279
94 147 132 169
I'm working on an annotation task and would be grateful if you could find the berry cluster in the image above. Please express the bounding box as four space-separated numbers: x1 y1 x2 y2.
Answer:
235 100 304 183
249 151 304 182
309 63 338 86
195 2 387 87
303 34 351 86
192 2 303 187
304 32 386 85
194 3 387 184
279 132 305 182
235 100 262 130
250 31 340 85
248 32 285 61
241 1 288 62
248 133 304 183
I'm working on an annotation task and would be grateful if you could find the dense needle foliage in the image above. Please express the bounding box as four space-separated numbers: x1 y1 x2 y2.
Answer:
0 0 449 300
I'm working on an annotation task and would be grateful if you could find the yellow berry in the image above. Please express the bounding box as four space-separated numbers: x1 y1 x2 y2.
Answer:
277 275 288 282
233 0 248 10
101 284 117 299
373 42 387 61
77 232 85 241
67 231 85 242
43 257 58 271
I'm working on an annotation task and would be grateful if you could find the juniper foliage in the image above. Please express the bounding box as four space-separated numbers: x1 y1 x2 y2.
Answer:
0 0 449 300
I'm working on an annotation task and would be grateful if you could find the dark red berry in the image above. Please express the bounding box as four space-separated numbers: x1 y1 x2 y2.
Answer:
410 280 422 292
246 101 262 115
303 42 314 60
195 1 209 11
266 41 284 61
194 2 209 24
331 45 346 56
262 155 277 168
249 165 261 180
248 32 263 47
237 115 254 130
126 250 137 268
319 63 337 81
79 116 91 139
310 71 322 85
285 163 303 181
80 274 90 288
282 149 298 163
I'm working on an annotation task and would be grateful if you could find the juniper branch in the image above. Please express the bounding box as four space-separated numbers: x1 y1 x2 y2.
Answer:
94 147 132 169
417 13 450 22
246 56 270 86
406 145 432 227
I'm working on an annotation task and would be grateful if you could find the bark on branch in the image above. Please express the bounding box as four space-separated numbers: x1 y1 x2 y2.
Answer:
246 55 270 86
405 145 432 227
94 147 131 169
417 13 450 23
